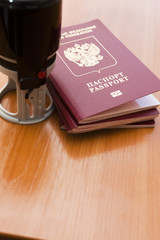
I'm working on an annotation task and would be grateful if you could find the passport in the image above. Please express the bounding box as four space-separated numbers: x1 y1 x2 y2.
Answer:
47 80 158 133
47 19 160 133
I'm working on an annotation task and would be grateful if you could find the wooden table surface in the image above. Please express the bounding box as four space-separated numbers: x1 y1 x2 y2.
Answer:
0 0 160 239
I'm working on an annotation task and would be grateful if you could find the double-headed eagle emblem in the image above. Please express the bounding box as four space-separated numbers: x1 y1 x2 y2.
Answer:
64 43 103 67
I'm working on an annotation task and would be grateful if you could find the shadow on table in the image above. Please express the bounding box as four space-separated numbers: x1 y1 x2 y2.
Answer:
53 112 154 159
0 232 44 240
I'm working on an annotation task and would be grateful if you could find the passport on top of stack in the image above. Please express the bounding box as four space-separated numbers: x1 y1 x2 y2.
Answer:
47 19 160 133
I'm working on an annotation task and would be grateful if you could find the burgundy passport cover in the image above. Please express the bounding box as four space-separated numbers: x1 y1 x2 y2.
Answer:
47 80 158 133
49 19 160 122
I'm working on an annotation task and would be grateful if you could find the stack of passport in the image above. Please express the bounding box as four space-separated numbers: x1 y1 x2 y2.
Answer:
47 19 160 133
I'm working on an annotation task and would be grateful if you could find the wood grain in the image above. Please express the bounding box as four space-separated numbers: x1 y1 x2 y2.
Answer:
0 0 160 239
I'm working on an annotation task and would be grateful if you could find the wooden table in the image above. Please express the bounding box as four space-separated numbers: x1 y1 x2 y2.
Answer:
0 0 160 239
